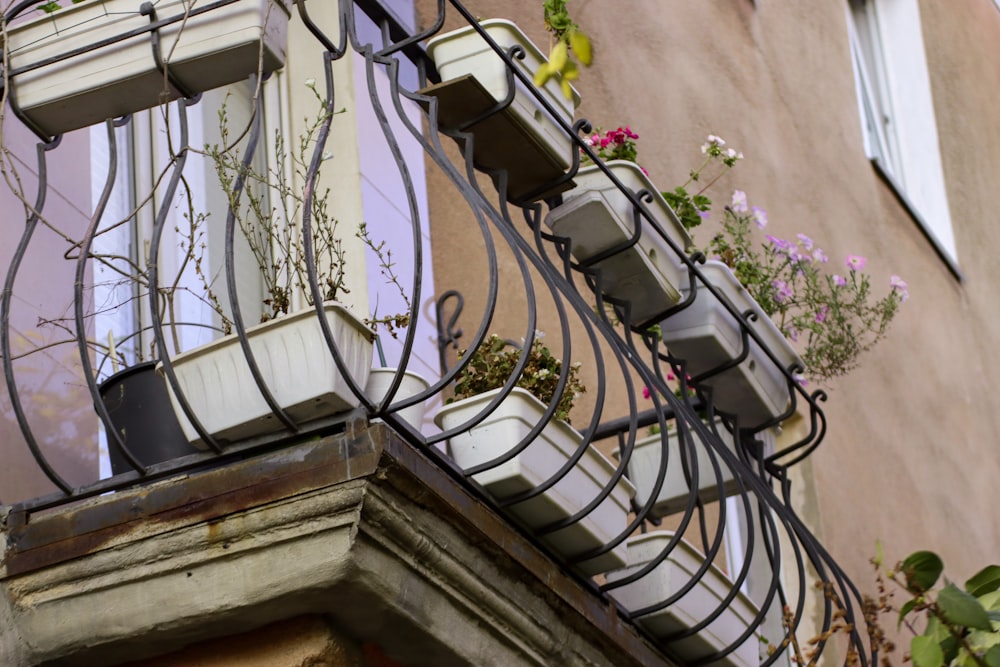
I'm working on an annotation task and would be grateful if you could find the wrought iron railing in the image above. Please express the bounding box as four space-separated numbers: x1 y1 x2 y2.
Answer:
0 1 871 665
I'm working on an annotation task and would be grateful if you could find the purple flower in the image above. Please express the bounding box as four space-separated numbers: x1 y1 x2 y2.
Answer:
794 374 808 387
846 254 867 271
772 279 794 303
815 305 829 323
767 235 793 253
751 206 768 229
731 190 749 213
797 234 814 250
813 248 828 263
787 326 800 342
890 275 909 302
833 274 847 287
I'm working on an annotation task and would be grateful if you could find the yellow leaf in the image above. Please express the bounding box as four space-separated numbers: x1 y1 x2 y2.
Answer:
560 78 573 100
549 41 568 72
533 61 554 87
569 30 592 67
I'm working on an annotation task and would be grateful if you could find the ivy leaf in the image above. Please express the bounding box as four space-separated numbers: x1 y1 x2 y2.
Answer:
939 583 993 631
911 635 944 667
902 551 944 593
966 565 1000 597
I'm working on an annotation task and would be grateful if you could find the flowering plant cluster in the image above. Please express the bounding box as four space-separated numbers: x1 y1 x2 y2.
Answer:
661 135 743 232
705 186 906 381
583 126 640 164
453 333 586 423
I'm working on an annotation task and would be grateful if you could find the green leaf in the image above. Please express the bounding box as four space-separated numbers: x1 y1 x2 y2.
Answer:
985 645 1000 667
898 599 918 629
939 583 993 631
903 551 944 593
967 565 1000 597
911 635 944 667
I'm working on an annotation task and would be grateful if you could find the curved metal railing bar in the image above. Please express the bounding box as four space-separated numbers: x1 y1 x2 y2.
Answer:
73 119 149 474
0 1 873 665
0 138 72 493
146 97 227 454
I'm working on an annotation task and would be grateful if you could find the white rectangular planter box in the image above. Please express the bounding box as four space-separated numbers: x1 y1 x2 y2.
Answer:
658 261 802 428
606 532 760 667
545 161 693 324
365 367 431 428
162 302 374 446
435 387 634 576
615 418 739 519
4 0 290 137
425 19 579 202
427 19 578 167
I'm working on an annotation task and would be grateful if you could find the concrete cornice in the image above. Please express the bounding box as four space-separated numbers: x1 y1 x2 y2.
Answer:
1 423 674 667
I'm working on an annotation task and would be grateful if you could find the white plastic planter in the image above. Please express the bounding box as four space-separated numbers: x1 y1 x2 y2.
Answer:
658 261 802 428
163 302 374 446
615 418 739 519
365 367 431 428
425 19 579 201
606 532 760 667
545 161 693 324
3 0 290 137
435 387 634 576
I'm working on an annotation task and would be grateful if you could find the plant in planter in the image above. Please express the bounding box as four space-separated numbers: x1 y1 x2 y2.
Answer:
435 333 635 576
1 0 291 138
700 189 907 382
423 10 582 202
615 378 741 519
545 125 693 326
605 531 761 667
160 87 402 446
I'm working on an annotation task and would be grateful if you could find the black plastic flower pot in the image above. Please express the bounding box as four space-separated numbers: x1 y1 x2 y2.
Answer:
98 361 200 475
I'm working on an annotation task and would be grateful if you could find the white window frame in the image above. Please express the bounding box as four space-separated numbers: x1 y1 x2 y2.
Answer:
846 0 959 274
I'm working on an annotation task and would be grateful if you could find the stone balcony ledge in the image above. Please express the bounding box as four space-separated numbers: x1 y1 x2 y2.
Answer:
0 419 673 667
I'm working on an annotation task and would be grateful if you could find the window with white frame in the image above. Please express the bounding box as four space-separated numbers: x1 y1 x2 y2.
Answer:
846 0 957 264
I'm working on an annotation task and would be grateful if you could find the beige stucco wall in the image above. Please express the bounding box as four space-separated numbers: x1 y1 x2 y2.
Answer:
418 0 1000 593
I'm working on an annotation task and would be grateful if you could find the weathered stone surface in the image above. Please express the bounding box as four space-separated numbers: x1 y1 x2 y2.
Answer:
0 425 673 667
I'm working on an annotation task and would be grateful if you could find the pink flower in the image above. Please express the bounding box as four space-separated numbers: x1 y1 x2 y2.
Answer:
813 248 828 263
624 126 639 140
797 234 814 250
642 385 651 399
845 254 867 271
815 305 829 323
772 279 794 303
731 190 749 213
751 206 768 229
890 275 909 302
833 274 847 287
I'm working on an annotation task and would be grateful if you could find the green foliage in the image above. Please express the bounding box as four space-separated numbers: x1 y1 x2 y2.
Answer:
453 333 585 423
38 0 85 13
885 550 1000 667
662 187 711 232
535 0 592 100
902 550 945 593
